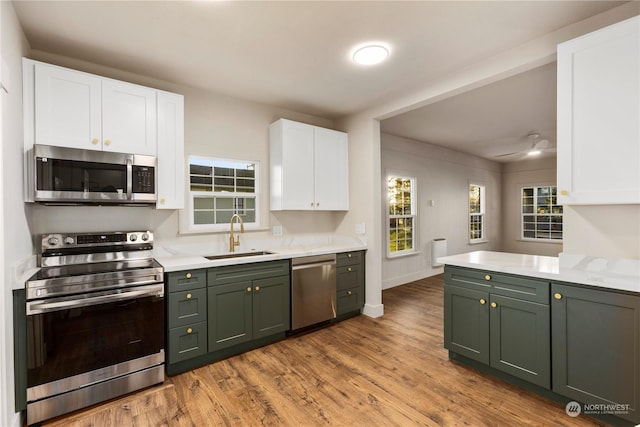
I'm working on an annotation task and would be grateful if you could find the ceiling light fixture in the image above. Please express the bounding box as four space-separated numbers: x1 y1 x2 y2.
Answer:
352 44 390 65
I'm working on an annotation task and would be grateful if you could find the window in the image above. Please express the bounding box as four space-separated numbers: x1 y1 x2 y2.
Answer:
387 175 416 256
469 184 486 243
521 186 563 241
187 156 259 231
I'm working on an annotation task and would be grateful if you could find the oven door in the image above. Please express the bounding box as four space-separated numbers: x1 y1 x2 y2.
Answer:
26 283 164 402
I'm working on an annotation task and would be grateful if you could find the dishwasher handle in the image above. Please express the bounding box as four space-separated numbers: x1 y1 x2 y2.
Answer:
291 254 336 269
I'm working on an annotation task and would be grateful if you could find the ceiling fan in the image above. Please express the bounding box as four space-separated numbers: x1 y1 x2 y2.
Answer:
494 133 555 159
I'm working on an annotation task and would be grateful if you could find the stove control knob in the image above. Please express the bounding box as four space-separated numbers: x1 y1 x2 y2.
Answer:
141 233 150 242
129 234 138 242
47 237 60 246
64 237 75 245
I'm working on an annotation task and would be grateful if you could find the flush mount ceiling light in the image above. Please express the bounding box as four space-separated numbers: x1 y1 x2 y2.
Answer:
352 44 390 65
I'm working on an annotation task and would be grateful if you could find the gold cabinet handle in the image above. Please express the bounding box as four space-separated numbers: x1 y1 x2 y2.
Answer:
104 139 111 146
255 286 260 291
186 293 192 299
484 275 491 281
347 290 352 296
560 190 569 196
554 293 562 300
186 328 193 334
185 273 192 279
490 302 497 308
246 287 252 292
479 298 486 305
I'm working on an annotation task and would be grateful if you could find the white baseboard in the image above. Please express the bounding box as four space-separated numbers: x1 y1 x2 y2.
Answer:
382 268 443 290
362 303 384 318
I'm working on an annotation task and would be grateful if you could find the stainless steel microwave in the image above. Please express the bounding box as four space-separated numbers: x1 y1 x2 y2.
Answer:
33 144 157 205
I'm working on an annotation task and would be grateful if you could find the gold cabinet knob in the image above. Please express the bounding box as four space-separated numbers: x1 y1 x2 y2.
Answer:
160 198 166 204
484 275 491 281
105 139 111 146
554 293 562 300
186 293 192 299
186 273 192 279
91 138 99 145
316 202 320 206
479 298 486 305
347 290 352 296
310 202 314 207
491 302 497 308
186 328 193 334
255 286 260 291
560 190 569 196
347 254 352 258
347 267 352 272
246 287 252 292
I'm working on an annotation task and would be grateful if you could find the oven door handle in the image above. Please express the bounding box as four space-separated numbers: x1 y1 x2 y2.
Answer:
26 283 164 315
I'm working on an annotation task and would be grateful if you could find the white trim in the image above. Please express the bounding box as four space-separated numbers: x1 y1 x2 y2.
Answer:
385 172 418 257
362 303 384 318
469 183 486 243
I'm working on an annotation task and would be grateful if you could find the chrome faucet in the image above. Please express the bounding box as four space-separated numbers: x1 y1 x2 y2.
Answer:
229 214 244 252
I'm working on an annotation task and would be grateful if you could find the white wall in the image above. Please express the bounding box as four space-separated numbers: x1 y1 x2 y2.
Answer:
380 133 502 289
1 2 31 426
564 205 640 259
501 157 562 257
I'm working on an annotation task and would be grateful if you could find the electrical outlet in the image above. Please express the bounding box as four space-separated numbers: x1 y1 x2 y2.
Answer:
272 225 283 236
355 223 366 235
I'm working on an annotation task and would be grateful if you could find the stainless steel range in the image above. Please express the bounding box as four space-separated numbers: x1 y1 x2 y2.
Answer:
24 231 165 425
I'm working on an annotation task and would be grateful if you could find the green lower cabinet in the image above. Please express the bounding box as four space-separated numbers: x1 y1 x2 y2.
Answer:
444 266 550 389
336 251 365 317
337 287 364 315
252 275 290 339
168 321 208 364
552 283 640 424
489 294 550 388
208 281 253 352
444 285 490 364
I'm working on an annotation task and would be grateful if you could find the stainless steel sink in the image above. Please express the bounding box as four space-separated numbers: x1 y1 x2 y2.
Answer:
205 251 274 261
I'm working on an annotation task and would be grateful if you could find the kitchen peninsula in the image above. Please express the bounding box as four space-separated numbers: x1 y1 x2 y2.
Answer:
439 250 640 425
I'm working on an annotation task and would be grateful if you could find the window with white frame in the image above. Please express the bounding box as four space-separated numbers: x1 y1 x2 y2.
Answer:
469 184 486 243
521 186 563 241
387 175 416 256
187 156 259 231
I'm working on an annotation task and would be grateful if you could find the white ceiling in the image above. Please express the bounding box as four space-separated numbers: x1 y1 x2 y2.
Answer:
12 1 631 160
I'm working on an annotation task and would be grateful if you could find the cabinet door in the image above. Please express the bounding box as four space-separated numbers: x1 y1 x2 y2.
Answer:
444 284 489 364
557 16 640 204
156 91 185 209
208 281 253 352
101 79 157 155
490 294 550 388
280 120 315 210
252 276 290 339
313 127 348 210
34 63 101 150
552 283 640 424
337 287 364 316
168 321 207 364
168 288 207 329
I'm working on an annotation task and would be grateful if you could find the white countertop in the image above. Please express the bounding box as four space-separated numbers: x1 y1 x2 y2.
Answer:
438 251 640 294
154 235 367 272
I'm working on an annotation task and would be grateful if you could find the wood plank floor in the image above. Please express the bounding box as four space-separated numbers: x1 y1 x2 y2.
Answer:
43 275 607 426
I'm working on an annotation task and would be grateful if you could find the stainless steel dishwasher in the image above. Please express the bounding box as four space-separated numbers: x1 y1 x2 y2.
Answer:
291 254 337 330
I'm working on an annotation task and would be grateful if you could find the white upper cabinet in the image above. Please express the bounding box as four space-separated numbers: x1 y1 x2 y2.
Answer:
557 16 640 205
270 119 349 211
156 91 185 209
26 59 157 155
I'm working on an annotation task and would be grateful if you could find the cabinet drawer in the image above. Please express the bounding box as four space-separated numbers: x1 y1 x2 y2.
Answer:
168 321 207 364
337 251 363 267
337 265 363 291
445 266 549 304
208 260 289 287
168 288 207 328
337 287 364 315
166 269 207 292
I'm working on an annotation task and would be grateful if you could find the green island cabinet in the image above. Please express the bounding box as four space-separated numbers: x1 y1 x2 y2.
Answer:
165 260 290 375
336 251 365 318
444 266 551 388
551 283 640 425
444 265 640 425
